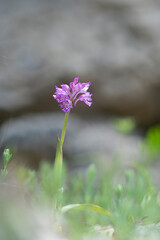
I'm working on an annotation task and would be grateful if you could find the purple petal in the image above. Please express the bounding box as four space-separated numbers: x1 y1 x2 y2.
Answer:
73 76 80 84
84 100 92 107
74 92 92 107
81 81 91 92
61 84 70 93
70 76 81 91
59 99 73 112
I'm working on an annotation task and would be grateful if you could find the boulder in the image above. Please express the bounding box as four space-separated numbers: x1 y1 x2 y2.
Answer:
0 113 141 168
0 0 160 126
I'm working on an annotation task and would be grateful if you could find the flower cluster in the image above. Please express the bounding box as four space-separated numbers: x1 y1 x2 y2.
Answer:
53 76 92 113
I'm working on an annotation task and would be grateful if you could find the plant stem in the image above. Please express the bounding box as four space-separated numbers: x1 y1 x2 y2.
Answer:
60 113 69 148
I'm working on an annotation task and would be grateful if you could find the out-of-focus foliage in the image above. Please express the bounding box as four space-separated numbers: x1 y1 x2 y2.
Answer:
0 148 12 178
141 125 160 161
13 161 160 239
112 118 136 134
1 122 160 240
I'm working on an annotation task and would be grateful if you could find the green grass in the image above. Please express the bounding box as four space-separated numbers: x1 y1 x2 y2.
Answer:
11 160 160 240
0 124 160 239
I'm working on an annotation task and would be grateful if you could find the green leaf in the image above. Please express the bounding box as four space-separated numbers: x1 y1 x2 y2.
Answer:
51 137 63 208
61 203 111 217
53 137 63 186
141 125 160 159
2 148 12 169
54 137 62 172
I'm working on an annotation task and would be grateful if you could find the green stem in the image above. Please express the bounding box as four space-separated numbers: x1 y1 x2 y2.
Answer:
60 113 69 148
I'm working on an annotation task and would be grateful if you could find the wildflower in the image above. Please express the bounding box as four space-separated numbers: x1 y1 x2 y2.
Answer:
53 76 92 113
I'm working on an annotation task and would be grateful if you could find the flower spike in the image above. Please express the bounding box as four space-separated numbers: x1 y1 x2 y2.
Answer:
53 76 92 113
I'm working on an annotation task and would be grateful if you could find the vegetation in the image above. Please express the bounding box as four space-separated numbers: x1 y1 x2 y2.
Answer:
0 121 160 240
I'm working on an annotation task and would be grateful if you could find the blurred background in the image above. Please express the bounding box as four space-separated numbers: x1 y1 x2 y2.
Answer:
0 0 160 169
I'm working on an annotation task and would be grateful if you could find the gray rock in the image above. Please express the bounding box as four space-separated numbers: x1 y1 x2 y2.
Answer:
0 113 141 168
0 0 160 125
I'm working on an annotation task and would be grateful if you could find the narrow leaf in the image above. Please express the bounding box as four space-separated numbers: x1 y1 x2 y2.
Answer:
61 203 111 216
54 138 62 175
52 137 63 195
